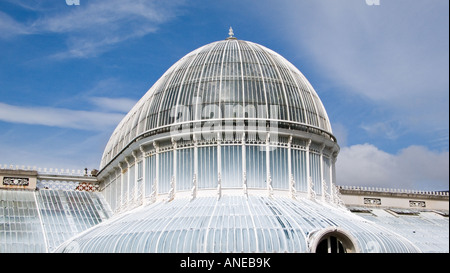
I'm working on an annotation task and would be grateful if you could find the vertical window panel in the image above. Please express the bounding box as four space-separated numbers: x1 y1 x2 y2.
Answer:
221 145 242 188
177 148 194 191
270 147 289 190
198 146 218 189
246 145 267 188
145 154 156 197
291 149 308 193
110 177 117 212
129 164 135 199
323 156 331 195
137 161 143 182
158 151 174 194
309 153 322 195
115 171 121 211
121 169 128 204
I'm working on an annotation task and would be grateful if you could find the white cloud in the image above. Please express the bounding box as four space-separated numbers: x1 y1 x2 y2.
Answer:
267 0 449 148
269 0 450 189
360 121 402 140
34 0 171 32
2 0 51 11
0 11 30 38
0 102 124 131
336 143 449 191
292 1 448 102
0 131 110 171
89 97 137 113
3 0 185 57
40 0 184 58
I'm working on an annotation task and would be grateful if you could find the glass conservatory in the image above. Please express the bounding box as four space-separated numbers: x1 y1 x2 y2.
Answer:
55 32 423 253
98 34 338 208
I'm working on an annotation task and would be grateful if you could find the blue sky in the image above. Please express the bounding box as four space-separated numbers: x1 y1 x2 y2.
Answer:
0 0 448 191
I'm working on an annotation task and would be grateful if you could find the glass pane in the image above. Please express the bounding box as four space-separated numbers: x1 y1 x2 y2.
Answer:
246 145 266 188
270 147 288 190
221 145 242 188
198 146 218 189
177 148 194 191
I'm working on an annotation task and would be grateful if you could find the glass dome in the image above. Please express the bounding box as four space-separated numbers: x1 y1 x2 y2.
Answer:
77 36 422 253
100 38 333 170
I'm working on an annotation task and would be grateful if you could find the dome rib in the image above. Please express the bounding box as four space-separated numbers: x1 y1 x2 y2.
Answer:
245 40 269 120
253 42 291 122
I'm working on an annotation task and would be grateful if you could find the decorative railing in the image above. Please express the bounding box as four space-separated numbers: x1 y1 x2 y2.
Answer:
338 185 449 196
37 180 99 192
1 164 96 177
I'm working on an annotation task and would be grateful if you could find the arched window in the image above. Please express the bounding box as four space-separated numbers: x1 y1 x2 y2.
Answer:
309 227 359 253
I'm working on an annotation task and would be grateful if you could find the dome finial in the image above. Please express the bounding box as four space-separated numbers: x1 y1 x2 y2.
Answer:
227 26 236 40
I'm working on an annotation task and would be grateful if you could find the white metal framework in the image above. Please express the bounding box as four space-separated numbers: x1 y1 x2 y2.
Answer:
0 188 110 253
79 37 426 253
99 39 334 170
54 195 420 253
98 39 339 215
100 135 338 214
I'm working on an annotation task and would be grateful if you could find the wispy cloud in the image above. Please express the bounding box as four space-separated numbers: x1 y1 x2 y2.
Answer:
0 11 30 38
0 130 110 171
2 0 53 11
0 102 124 131
2 0 185 57
360 121 402 140
89 97 137 113
268 0 449 148
336 143 449 191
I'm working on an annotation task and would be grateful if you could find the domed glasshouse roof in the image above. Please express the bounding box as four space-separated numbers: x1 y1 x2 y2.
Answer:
100 36 332 170
73 32 429 254
1 30 447 255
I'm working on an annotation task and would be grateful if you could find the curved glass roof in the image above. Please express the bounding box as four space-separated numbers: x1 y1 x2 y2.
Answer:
100 39 332 170
54 195 420 253
0 189 111 253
